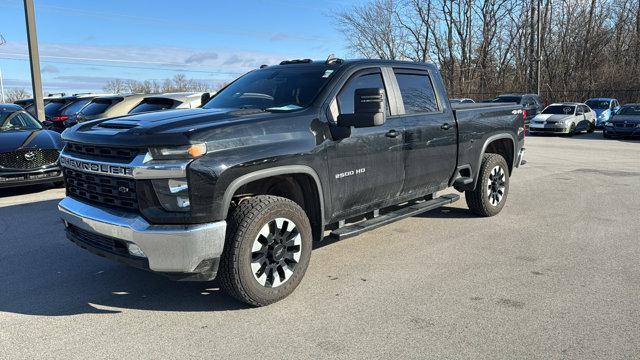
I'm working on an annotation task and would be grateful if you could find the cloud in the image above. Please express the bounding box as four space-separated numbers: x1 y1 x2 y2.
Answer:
42 65 59 73
222 54 243 66
184 52 219 64
270 33 289 42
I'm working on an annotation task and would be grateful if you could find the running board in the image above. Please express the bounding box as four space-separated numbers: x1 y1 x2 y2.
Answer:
329 194 460 241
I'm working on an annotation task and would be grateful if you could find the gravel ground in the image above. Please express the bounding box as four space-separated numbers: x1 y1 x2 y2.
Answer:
1 131 639 360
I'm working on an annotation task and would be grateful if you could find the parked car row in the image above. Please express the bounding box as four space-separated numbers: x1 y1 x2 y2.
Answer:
14 91 213 133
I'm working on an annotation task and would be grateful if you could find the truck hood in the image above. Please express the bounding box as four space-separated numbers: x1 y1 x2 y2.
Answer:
61 108 308 147
0 129 63 152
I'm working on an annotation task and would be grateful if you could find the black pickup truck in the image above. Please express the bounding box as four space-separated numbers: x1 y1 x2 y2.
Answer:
58 59 525 306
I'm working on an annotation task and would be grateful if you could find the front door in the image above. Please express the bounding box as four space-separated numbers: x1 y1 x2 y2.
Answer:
325 69 404 220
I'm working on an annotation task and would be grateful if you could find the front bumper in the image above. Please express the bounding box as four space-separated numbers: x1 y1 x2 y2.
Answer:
0 166 63 188
603 127 640 138
58 196 227 280
528 123 571 134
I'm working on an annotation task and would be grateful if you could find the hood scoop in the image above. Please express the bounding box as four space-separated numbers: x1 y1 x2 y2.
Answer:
97 120 140 130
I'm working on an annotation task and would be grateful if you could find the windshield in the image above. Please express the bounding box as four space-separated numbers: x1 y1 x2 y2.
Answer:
494 96 522 103
203 67 336 111
1 110 42 131
618 105 640 116
129 98 175 114
542 105 575 115
585 100 610 109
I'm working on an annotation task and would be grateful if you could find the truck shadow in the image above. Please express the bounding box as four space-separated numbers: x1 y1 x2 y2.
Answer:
0 183 61 198
0 199 248 317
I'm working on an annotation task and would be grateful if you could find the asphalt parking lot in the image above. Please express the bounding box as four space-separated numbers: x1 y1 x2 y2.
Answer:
1 132 639 359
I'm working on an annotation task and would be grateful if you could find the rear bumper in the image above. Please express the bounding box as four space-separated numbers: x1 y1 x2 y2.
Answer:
515 147 526 168
58 196 227 280
0 166 63 188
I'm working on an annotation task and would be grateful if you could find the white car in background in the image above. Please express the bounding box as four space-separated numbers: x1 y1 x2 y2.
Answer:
528 102 596 136
127 92 213 114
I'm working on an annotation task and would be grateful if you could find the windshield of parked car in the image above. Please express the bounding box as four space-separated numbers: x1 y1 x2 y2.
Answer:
203 66 336 111
542 105 575 115
493 96 522 103
618 105 640 116
129 98 175 114
0 110 43 131
585 100 610 109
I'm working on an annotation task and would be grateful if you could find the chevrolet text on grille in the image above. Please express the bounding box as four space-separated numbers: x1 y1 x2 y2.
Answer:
60 156 133 176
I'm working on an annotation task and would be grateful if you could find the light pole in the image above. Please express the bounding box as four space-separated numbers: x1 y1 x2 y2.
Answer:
23 0 45 121
537 0 542 97
0 34 5 103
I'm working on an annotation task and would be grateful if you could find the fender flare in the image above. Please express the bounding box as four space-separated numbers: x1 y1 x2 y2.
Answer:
221 165 325 225
472 133 517 189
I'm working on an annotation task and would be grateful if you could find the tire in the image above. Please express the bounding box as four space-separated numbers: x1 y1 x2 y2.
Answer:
566 123 576 137
587 122 595 133
603 132 611 139
219 195 312 306
465 153 510 217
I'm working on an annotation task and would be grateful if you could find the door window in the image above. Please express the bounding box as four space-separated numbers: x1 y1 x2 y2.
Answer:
394 73 438 114
336 72 388 115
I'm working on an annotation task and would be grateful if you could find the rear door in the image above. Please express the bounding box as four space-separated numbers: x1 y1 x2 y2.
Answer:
392 68 457 197
325 68 404 219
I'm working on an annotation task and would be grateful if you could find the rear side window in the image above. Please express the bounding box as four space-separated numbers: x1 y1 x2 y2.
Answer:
61 99 92 115
81 99 115 116
395 72 438 114
129 98 175 114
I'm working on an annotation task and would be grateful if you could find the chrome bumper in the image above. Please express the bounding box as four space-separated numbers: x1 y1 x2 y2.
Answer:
58 197 227 273
515 147 526 167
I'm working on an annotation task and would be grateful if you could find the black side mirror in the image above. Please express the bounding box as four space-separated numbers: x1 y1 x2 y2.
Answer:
337 88 386 128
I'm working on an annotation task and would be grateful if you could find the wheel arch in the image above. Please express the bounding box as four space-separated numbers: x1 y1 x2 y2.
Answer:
472 134 516 190
221 165 325 240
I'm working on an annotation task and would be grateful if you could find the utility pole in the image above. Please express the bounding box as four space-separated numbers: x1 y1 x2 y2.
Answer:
537 0 542 97
23 0 45 121
0 34 5 103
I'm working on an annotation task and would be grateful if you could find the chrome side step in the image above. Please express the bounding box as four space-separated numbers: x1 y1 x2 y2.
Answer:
329 194 460 240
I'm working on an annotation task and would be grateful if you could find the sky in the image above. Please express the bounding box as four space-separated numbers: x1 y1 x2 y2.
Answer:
0 0 361 94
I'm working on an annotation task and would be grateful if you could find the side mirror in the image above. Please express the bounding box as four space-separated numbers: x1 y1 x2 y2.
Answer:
337 88 386 128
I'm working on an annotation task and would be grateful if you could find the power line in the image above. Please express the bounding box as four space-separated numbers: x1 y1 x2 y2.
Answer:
0 55 246 76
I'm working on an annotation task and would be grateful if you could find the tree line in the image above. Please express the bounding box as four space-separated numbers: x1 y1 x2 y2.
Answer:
336 0 640 103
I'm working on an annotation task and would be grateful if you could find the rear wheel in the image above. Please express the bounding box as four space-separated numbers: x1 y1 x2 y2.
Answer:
466 153 510 217
219 195 312 306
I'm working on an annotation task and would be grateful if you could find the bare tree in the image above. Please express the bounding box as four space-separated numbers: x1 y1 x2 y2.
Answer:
5 88 32 102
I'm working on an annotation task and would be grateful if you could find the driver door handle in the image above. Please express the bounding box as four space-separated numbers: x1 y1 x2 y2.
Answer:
385 129 399 138
441 123 452 130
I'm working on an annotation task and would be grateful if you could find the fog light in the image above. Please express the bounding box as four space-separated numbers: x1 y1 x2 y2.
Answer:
151 178 191 212
127 243 147 258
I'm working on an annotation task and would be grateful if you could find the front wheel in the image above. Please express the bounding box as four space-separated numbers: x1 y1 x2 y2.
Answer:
219 195 312 306
465 153 510 217
587 122 595 133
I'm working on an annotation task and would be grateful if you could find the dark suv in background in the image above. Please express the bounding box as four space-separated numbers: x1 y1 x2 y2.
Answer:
493 94 544 125
42 94 109 132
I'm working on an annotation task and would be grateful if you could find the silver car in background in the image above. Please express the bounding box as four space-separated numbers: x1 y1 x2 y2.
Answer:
128 92 212 114
528 103 596 136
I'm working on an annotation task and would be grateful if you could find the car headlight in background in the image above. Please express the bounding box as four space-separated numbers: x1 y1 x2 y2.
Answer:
148 143 207 160
151 178 191 212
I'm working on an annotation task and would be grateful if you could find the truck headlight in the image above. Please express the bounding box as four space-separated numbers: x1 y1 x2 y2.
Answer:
151 178 191 212
148 143 207 160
